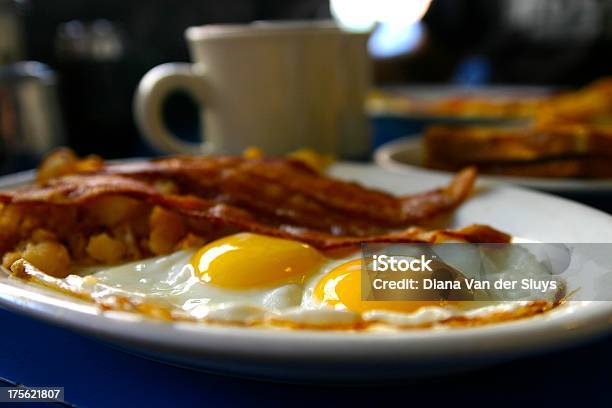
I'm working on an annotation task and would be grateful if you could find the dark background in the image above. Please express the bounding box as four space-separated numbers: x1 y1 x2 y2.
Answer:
10 0 612 159
18 0 331 158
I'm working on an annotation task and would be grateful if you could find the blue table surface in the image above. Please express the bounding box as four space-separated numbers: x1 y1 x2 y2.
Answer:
2 299 611 407
2 155 612 407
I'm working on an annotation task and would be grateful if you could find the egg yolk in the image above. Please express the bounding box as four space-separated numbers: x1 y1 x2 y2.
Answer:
191 233 325 289
314 259 443 313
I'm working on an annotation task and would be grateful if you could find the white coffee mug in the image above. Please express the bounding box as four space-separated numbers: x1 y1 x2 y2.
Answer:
134 21 371 158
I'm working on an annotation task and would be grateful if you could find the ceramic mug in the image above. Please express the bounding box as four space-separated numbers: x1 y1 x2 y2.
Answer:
134 21 371 158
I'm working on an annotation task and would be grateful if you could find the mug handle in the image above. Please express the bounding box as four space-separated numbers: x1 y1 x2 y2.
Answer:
134 63 211 154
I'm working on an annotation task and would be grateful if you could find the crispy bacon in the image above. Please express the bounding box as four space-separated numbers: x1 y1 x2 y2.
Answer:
216 161 477 225
0 156 509 248
99 156 477 231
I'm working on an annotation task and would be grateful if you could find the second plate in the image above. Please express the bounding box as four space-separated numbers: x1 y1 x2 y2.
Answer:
374 136 612 193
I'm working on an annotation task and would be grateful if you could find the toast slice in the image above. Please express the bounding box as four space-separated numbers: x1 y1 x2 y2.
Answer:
424 123 612 164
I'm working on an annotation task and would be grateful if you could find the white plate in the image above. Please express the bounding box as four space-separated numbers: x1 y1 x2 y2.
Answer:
375 136 612 193
1 163 612 383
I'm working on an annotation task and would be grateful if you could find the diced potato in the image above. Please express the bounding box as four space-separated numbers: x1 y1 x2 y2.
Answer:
0 205 23 235
86 233 127 264
287 149 335 173
176 233 206 250
22 241 71 278
31 228 58 243
36 149 103 183
112 224 141 259
36 148 79 183
87 196 144 227
74 155 104 173
2 251 21 269
149 207 186 255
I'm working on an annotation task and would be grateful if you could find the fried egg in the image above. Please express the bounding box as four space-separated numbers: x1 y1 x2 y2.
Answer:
30 232 562 329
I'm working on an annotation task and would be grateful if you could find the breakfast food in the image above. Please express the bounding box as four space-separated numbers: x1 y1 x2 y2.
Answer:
0 149 561 330
425 123 612 178
370 77 612 123
368 89 544 119
535 77 612 126
423 78 612 178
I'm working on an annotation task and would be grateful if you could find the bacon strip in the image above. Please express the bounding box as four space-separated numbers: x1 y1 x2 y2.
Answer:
226 160 476 223
0 170 509 248
97 156 477 230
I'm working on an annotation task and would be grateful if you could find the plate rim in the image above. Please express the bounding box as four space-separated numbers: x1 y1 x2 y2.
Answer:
0 278 610 361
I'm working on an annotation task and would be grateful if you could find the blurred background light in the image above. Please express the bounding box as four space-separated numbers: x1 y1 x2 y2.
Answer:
331 0 431 57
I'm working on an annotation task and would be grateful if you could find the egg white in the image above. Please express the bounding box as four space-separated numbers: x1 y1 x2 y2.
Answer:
54 243 563 328
74 249 305 321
